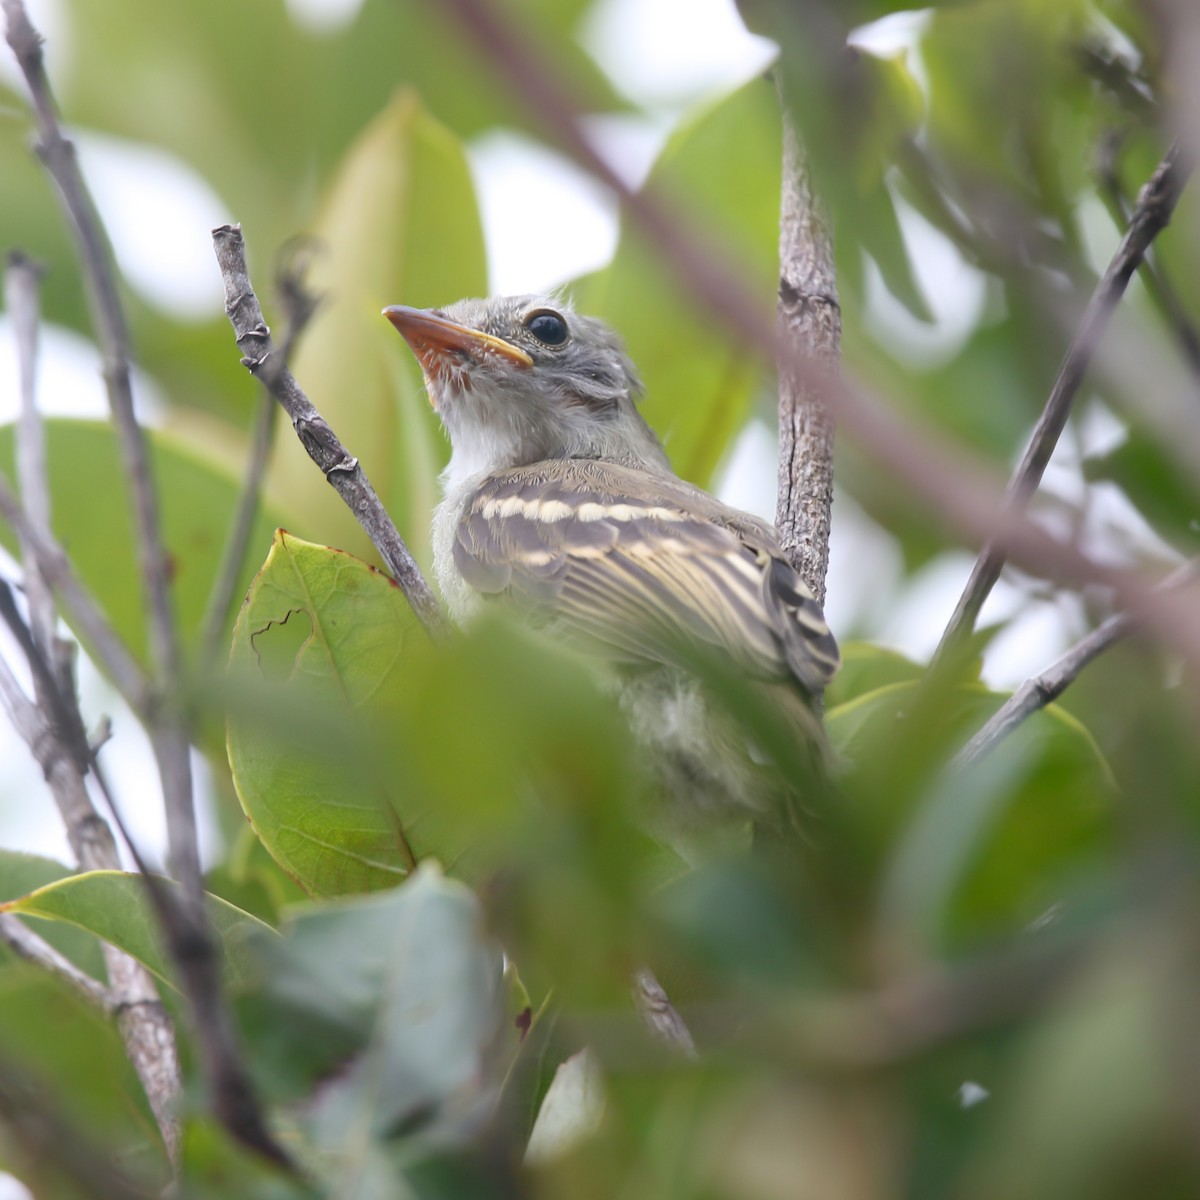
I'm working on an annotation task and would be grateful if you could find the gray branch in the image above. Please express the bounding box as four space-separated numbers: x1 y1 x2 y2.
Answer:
774 84 839 606
211 223 447 637
956 559 1200 767
0 912 113 1011
2 0 201 908
1 252 182 1159
932 143 1194 669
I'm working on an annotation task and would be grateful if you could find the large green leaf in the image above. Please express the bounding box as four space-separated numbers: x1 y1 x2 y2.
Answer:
226 532 424 897
0 869 273 990
265 90 485 567
237 865 509 1152
827 680 1116 949
0 418 284 671
580 78 784 488
0 964 168 1185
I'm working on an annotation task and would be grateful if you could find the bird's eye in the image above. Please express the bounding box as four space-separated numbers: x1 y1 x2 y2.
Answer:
525 309 569 346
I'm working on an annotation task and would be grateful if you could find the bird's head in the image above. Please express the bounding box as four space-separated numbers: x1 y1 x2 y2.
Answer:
384 295 669 481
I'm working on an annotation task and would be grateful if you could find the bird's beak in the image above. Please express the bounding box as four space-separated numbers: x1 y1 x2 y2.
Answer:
382 306 533 397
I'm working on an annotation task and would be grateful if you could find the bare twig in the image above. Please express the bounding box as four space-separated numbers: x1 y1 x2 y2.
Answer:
773 80 839 606
2 250 182 1158
0 479 148 703
931 143 1194 670
201 390 277 662
0 912 113 1010
632 968 696 1057
211 223 447 637
0 575 290 1167
5 251 53 650
1094 130 1200 377
433 0 1200 681
2 0 202 903
201 239 319 661
955 560 1200 767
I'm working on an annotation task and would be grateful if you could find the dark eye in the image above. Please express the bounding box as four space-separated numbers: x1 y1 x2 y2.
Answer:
525 309 569 346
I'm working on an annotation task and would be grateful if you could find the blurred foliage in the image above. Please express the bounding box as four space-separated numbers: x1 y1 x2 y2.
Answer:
2 0 1200 1197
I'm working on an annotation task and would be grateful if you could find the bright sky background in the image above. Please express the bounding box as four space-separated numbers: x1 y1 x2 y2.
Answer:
0 0 1171 884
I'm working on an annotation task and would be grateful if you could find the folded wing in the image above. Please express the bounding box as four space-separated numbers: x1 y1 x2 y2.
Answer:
453 459 840 694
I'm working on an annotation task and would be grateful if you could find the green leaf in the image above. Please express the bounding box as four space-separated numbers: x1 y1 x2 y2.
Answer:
823 641 924 710
226 531 423 897
0 418 285 671
0 964 169 1185
828 681 1116 947
0 852 106 983
237 865 508 1145
265 90 486 568
0 870 273 990
581 78 784 488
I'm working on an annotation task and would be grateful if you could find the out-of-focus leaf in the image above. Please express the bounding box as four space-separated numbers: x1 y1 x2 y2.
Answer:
0 852 105 983
1084 429 1200 554
179 1117 320 1200
266 90 485 567
824 641 924 710
237 866 508 1152
57 0 624 244
0 964 168 1184
831 681 1116 946
922 1 1095 241
525 1048 605 1165
0 419 284 670
226 532 423 897
580 78 784 488
959 941 1179 1200
0 870 272 990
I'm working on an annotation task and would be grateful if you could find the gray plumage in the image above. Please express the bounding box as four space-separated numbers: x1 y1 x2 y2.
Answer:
384 294 838 832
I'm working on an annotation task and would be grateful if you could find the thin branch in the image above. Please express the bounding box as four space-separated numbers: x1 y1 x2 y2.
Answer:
0 575 291 1168
0 478 147 704
433 0 1200 681
2 249 183 1159
774 78 839 606
201 390 277 663
955 559 1200 767
200 240 318 662
5 251 54 651
3 0 202 911
931 143 1194 670
0 911 113 1011
211 223 447 637
1093 129 1200 377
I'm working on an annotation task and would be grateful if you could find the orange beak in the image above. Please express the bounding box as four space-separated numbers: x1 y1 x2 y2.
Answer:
383 305 534 385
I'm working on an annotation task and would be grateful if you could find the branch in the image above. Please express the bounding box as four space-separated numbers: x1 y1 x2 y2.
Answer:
774 78 839 606
432 0 1200 682
931 143 1194 669
211 223 447 637
0 911 113 1010
201 238 319 662
2 0 201 904
1093 129 1200 377
1 249 183 1159
955 559 1200 767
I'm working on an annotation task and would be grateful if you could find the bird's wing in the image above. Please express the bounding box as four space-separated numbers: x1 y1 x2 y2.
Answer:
453 460 840 694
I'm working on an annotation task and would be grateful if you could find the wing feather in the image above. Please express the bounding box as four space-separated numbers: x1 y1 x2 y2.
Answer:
452 460 840 693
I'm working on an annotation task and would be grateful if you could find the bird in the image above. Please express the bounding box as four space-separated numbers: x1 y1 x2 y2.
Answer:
383 295 839 844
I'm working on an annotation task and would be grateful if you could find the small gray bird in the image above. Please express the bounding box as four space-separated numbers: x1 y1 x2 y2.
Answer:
384 296 839 840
